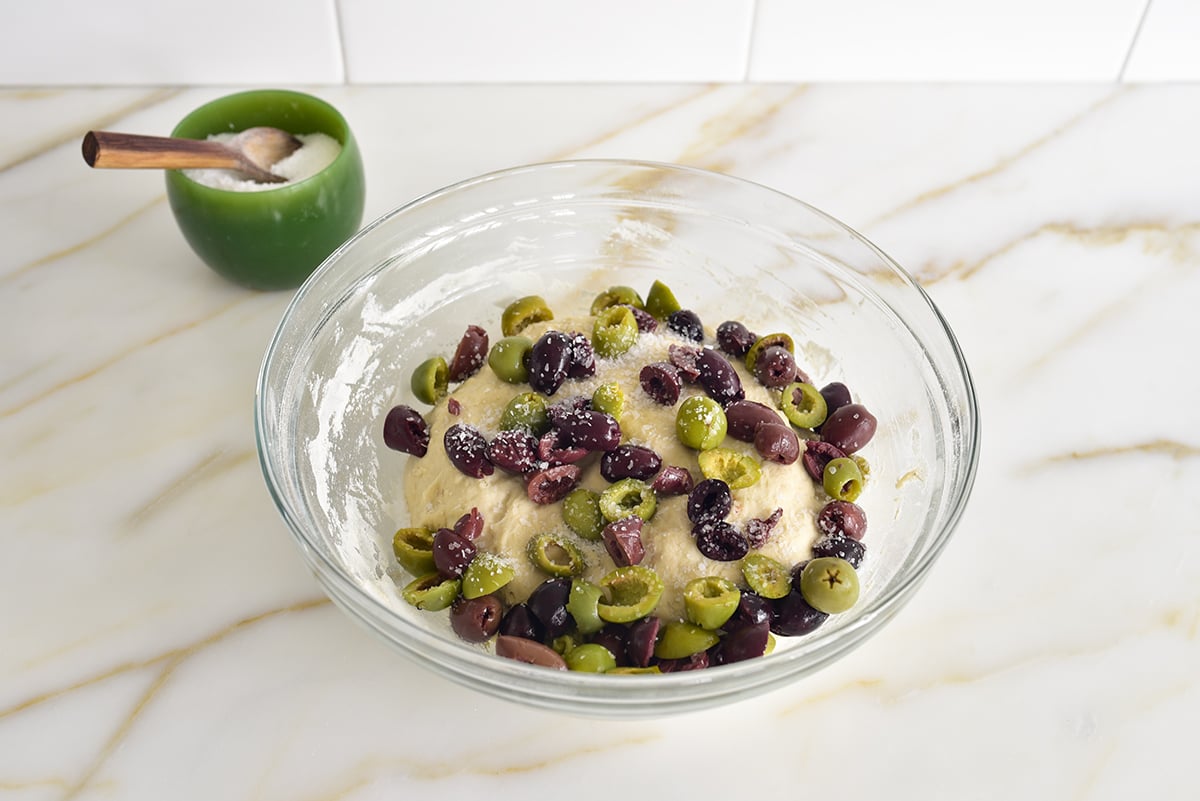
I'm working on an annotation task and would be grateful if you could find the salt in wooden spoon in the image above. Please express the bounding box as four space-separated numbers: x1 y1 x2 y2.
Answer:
82 127 302 184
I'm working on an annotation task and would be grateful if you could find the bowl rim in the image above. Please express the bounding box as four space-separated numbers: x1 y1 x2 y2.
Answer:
254 158 981 706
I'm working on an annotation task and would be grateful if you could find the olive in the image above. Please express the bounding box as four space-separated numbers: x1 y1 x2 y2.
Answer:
453 508 484 541
448 325 489 382
562 488 605 540
770 588 829 637
697 448 761 490
600 444 663 482
596 565 664 623
811 534 866 568
499 603 543 641
400 573 460 611
485 429 538 475
599 478 657 523
754 423 800 465
564 643 618 673
590 285 645 315
675 395 727 451
499 392 550 435
556 409 621 452
432 527 477 578
527 577 574 639
450 594 503 643
382 404 430 456
592 305 639 358
462 552 516 599
392 526 435 575
566 332 597 378
443 424 494 479
591 382 625 420
653 622 719 659
566 579 606 634
744 332 794 374
798 557 860 614
818 382 854 425
525 464 583 504
528 331 573 395
711 620 771 665
802 440 846 483
501 295 553 337
823 457 864 502
649 465 693 496
487 335 533 384
526 532 586 577
740 553 792 599
666 309 704 343
744 508 783 548
716 320 757 357
682 576 741 630
601 516 645 567
495 635 567 670
686 478 732 524
752 345 797 389
626 616 661 667
693 520 749 562
780 381 828 429
817 500 868 541
640 362 682 405
668 344 701 382
821 403 877 454
410 356 449 405
589 624 631 667
644 279 681 319
696 348 744 406
724 399 780 442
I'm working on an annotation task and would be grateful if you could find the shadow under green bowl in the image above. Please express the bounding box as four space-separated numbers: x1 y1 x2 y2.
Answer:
166 89 366 291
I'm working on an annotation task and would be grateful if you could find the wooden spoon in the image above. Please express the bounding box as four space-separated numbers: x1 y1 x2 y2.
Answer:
82 127 302 184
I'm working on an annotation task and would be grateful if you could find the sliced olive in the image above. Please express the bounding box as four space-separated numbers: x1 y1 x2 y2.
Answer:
400 573 461 611
462 552 516 599
392 526 436 576
591 382 625 421
675 395 727 451
501 295 554 337
566 578 606 634
798 556 860 614
551 634 580 655
740 553 792 599
527 532 586 578
780 381 828 429
744 332 795 374
488 335 534 384
607 666 662 675
563 643 617 673
590 285 644 315
599 478 657 523
500 391 550 435
823 457 864 502
653 621 720 659
697 448 761 490
562 488 605 540
411 356 449 405
592 305 639 358
597 565 664 623
645 279 681 319
683 576 741 630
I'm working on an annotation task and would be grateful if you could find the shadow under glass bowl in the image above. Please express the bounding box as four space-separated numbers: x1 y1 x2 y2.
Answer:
255 160 980 717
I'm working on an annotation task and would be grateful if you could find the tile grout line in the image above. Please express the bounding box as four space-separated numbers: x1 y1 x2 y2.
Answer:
742 0 761 82
1118 0 1154 81
331 0 350 84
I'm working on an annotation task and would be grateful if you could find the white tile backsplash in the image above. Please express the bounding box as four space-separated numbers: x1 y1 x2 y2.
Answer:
4 0 343 85
749 0 1148 81
1122 0 1200 80
338 0 755 83
2 0 1199 84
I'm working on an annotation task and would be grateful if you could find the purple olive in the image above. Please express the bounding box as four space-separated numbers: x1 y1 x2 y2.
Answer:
448 325 489 383
627 617 661 668
819 382 854 425
485 429 538 475
693 520 749 562
811 534 866 568
527 578 574 639
716 320 757 357
600 444 663 482
657 652 710 672
453 507 484 541
744 507 783 549
802 440 846 483
383 404 430 457
536 429 588 466
753 345 798 389
711 620 770 665
432 527 477 578
771 589 828 637
566 332 596 379
499 603 543 641
696 348 745 406
444 424 493 478
640 362 682 405
817 500 868 541
666 309 704 343
557 409 621 452
626 306 659 333
590 624 631 667
754 423 800 464
821 403 877 454
602 516 646 567
526 464 583 504
528 331 572 395
668 345 701 383
650 465 694 496
687 478 732 524
495 635 567 669
450 594 503 643
724 400 780 443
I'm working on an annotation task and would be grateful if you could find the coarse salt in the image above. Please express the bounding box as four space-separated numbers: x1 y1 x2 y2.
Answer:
183 131 341 192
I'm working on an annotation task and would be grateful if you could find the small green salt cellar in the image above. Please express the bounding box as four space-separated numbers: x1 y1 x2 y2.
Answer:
165 89 366 290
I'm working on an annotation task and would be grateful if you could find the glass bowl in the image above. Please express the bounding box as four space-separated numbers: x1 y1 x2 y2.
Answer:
255 160 979 717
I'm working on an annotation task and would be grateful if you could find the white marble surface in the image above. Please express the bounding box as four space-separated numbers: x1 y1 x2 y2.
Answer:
2 84 1199 799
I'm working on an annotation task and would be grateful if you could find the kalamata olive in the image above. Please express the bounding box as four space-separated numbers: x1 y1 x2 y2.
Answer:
696 348 745 406
382 405 430 457
811 534 866 568
668 344 701 382
753 345 798 389
566 332 596 379
485 429 538 475
499 603 543 641
444 424 494 478
726 590 772 631
802 440 846 482
744 507 783 549
626 616 661 668
687 478 732 524
693 520 749 562
656 652 709 672
447 397 462 416
527 577 574 639
711 620 770 665
448 324 489 382
528 331 573 395
640 362 682 405
770 589 829 637
754 423 800 464
626 306 659 333
526 464 583 504
546 395 591 427
589 624 631 667
495 635 568 669
821 403 877 454
666 309 704 342
600 444 663 482
432 527 477 578
536 429 589 466
819 382 854 426
724 400 780 442
450 594 503 642
650 465 694 496
716 320 757 357
453 507 484 541
557 409 621 452
601 516 645 567
817 500 868 541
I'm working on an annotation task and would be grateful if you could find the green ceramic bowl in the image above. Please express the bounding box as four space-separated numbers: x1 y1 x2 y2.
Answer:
166 90 366 290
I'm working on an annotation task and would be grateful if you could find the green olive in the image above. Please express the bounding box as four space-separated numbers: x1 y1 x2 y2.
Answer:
562 488 605 540
591 382 625 421
400 573 461 611
592 305 639 358
697 447 761 489
798 556 860 614
597 565 664 623
487 335 533 384
683 576 741 630
780 381 828 429
590 285 644 315
740 553 792 599
653 621 720 659
745 332 795 374
501 295 554 337
823 457 864 502
607 666 662 675
676 396 727 451
527 532 586 578
461 552 516 599
566 579 606 634
551 633 579 655
598 478 657 523
645 279 681 320
411 356 449 405
564 643 618 673
852 454 871 485
764 632 776 656
500 391 550 434
392 526 436 576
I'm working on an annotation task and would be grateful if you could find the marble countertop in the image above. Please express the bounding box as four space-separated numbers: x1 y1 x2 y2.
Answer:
3 85 1198 800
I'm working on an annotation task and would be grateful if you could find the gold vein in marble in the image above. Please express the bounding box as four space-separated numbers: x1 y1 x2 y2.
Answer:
1030 439 1200 469
867 89 1128 229
2 194 166 283
549 84 718 160
126 447 256 530
0 88 179 174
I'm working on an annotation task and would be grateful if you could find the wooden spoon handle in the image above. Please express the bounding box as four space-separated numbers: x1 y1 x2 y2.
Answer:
82 130 245 171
